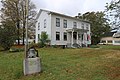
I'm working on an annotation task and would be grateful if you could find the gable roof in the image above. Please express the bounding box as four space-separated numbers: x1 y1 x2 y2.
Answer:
113 32 120 38
36 9 90 23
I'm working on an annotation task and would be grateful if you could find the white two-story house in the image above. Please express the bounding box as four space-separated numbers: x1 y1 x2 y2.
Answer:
35 9 91 47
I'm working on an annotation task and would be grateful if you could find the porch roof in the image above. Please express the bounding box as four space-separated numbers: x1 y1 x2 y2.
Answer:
66 28 88 32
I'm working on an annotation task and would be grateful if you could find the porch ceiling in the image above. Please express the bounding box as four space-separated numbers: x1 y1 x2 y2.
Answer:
66 28 88 32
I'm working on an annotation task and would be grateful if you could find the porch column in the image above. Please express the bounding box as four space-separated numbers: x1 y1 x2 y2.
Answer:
85 32 88 47
71 30 73 46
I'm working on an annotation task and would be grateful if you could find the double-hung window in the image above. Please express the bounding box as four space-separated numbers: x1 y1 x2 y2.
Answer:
38 22 40 30
63 32 67 41
56 32 60 40
44 19 46 28
82 23 84 29
86 24 89 30
56 18 60 27
73 22 77 28
63 19 67 28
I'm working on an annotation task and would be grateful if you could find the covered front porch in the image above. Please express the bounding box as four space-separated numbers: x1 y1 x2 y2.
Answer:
66 28 88 48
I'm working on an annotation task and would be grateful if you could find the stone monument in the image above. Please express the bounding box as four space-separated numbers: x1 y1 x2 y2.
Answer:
23 47 41 75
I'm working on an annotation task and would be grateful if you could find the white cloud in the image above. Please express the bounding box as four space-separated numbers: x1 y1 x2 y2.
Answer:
32 0 85 16
0 0 112 16
83 0 111 13
32 0 112 16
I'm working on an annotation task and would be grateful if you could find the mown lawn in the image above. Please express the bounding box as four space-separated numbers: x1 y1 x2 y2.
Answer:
0 46 120 80
100 45 120 50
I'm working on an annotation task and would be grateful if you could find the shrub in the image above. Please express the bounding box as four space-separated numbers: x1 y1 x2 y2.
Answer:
38 41 45 48
0 20 17 50
38 32 50 48
9 46 24 52
51 45 58 48
29 42 39 48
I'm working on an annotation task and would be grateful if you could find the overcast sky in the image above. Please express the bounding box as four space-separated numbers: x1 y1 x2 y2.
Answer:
0 0 112 16
31 0 112 16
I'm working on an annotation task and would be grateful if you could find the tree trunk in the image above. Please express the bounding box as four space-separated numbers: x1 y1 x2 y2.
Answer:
17 20 20 45
22 22 25 45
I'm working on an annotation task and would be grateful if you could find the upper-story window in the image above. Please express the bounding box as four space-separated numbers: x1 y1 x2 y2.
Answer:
38 22 40 30
82 23 84 29
44 19 46 28
63 19 67 28
73 22 77 28
56 18 60 27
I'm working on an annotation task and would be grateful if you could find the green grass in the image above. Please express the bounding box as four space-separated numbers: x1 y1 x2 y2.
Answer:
0 46 120 80
0 46 3 51
99 45 120 50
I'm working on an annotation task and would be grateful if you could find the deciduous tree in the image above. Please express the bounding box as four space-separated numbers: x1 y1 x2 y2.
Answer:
105 0 120 30
0 0 36 45
0 20 17 50
76 12 110 44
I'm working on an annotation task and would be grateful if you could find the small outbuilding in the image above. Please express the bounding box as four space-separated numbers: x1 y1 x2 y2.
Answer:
100 37 120 45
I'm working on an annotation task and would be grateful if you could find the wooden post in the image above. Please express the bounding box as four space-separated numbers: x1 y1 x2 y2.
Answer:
25 0 29 58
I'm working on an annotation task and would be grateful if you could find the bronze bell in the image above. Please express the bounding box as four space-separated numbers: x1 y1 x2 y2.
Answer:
28 47 38 58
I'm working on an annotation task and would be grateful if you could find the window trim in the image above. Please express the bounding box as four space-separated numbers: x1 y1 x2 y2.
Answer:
81 34 84 41
114 40 120 43
56 32 60 41
56 18 60 27
82 23 84 29
73 22 77 28
86 24 89 30
38 22 40 30
38 34 40 41
44 19 47 28
107 40 112 43
101 40 106 43
63 19 67 28
63 32 67 41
